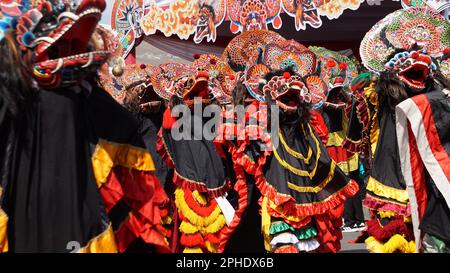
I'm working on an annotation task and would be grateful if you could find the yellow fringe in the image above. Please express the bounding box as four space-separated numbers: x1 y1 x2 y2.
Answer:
91 139 155 187
364 83 380 155
370 121 380 155
192 190 208 206
268 199 307 223
180 221 199 234
365 235 416 253
174 188 224 227
378 210 411 224
378 210 397 218
366 176 409 203
204 215 226 234
179 215 226 235
364 83 378 107
0 208 8 252
327 131 345 147
205 241 219 253
288 161 336 193
336 153 359 175
78 224 118 253
183 247 203 253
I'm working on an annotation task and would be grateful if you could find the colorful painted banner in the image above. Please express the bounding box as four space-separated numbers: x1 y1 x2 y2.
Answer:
399 0 450 11
111 0 145 58
109 0 450 58
111 0 374 57
139 0 369 41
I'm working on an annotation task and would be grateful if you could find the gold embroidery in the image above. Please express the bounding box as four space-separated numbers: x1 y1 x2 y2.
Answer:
278 125 313 163
288 161 336 193
273 124 321 178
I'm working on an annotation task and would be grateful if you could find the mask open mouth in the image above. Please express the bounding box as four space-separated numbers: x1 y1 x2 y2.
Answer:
398 62 429 91
275 83 303 112
245 14 263 31
138 84 163 113
330 77 344 89
303 7 321 27
182 71 211 103
194 17 209 43
34 2 109 75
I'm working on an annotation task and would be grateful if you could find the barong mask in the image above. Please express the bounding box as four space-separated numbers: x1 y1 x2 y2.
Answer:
14 0 110 88
360 7 450 92
261 71 310 113
118 64 164 113
192 54 237 105
385 49 436 92
174 70 211 108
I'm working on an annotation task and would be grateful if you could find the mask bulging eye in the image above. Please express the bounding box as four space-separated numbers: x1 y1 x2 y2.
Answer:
34 12 59 37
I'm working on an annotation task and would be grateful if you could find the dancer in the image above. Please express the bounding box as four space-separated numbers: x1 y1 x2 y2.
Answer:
345 7 450 253
156 55 245 253
223 31 358 253
395 52 450 253
309 46 366 232
0 0 169 253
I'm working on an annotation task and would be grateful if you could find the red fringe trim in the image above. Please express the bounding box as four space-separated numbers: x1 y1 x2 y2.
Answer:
180 233 205 248
183 188 219 217
173 172 231 198
156 129 230 198
254 151 359 217
231 123 272 176
315 204 344 253
310 110 329 145
366 217 414 242
364 195 411 216
218 162 249 252
232 146 258 175
342 139 362 154
156 129 175 169
342 92 371 154
274 245 299 253
205 233 220 244
231 116 358 221
257 198 312 229
354 92 371 130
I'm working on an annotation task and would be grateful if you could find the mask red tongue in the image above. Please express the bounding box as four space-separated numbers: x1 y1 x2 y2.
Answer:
77 0 106 13
334 77 344 85
196 70 209 79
